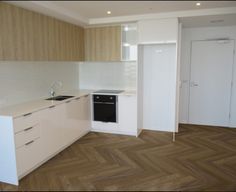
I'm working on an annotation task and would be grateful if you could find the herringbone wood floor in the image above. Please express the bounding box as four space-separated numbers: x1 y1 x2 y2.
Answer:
1 124 236 191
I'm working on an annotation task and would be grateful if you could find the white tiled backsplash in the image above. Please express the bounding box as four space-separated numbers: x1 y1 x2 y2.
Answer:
0 61 137 108
79 61 137 90
0 61 79 108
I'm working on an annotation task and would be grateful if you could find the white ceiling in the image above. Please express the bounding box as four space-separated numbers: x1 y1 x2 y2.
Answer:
181 14 236 28
7 1 236 27
51 1 236 18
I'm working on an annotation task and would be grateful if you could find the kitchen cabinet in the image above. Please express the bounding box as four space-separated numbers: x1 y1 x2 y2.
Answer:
84 26 121 61
40 104 65 159
0 2 84 61
138 18 178 44
13 111 43 178
121 23 138 61
16 137 42 177
91 93 137 136
80 95 91 132
0 93 91 185
64 99 82 145
63 95 91 146
118 95 137 135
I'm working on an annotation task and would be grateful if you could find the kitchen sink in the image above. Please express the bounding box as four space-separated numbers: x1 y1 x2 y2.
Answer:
46 95 74 101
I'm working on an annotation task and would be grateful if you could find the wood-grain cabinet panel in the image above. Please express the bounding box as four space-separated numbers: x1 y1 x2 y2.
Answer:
0 2 84 61
85 26 121 61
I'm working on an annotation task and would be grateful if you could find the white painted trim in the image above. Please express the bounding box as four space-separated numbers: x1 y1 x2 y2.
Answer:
175 22 182 133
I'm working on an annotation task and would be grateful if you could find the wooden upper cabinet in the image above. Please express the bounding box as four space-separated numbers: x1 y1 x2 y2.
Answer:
85 26 121 62
0 2 84 61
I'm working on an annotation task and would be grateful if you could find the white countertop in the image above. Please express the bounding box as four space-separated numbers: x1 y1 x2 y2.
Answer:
0 89 94 118
91 90 136 96
0 89 136 118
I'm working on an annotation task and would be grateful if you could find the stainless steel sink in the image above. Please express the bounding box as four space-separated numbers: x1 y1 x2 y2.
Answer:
46 95 74 101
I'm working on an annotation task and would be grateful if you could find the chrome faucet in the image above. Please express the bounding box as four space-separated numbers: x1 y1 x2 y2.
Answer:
50 81 62 97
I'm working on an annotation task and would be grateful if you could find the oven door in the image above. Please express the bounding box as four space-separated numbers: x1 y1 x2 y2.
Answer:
93 95 117 123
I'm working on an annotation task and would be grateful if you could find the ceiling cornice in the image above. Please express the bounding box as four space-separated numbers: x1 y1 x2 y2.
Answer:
5 1 236 27
6 1 89 27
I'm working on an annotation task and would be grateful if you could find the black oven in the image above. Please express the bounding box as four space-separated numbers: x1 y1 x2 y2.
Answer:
93 95 117 123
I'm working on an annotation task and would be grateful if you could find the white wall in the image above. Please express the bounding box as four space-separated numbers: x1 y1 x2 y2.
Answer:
79 61 137 90
179 25 236 127
0 61 79 108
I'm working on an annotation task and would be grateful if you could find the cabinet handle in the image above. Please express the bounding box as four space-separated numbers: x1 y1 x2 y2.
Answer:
25 140 34 146
24 127 33 132
49 105 55 109
66 100 71 103
23 113 32 117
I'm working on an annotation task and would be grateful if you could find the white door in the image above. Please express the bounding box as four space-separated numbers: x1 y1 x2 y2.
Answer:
142 44 177 132
189 40 234 126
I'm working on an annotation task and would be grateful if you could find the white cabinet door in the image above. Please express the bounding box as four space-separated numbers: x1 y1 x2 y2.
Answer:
81 95 91 133
40 104 65 159
189 40 234 126
16 137 42 177
63 96 90 145
138 18 178 44
64 98 83 145
118 95 137 135
142 44 177 132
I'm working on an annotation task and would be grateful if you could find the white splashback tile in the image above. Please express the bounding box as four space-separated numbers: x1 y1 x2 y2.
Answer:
79 61 137 90
0 61 79 108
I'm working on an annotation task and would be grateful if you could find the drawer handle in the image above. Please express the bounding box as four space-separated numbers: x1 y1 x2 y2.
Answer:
25 140 34 146
76 97 80 100
24 127 33 132
23 113 32 117
66 100 71 103
49 105 55 109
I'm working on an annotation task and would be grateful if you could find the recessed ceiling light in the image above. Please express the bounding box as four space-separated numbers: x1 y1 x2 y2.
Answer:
107 11 111 15
123 43 130 47
124 26 129 31
196 2 201 6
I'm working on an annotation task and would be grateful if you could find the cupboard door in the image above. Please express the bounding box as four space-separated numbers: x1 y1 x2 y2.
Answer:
0 2 84 61
40 104 65 159
118 95 137 135
138 18 178 44
64 98 83 145
85 26 121 61
81 95 91 132
16 137 42 177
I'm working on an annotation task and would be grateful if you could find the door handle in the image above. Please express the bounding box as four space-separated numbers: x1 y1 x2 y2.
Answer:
190 81 199 87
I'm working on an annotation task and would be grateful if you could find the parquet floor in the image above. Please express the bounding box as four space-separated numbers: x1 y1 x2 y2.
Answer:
1 124 236 191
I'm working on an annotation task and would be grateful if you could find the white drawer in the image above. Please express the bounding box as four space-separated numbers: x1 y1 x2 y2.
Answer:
91 121 118 131
14 112 39 133
16 138 42 177
15 125 41 149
